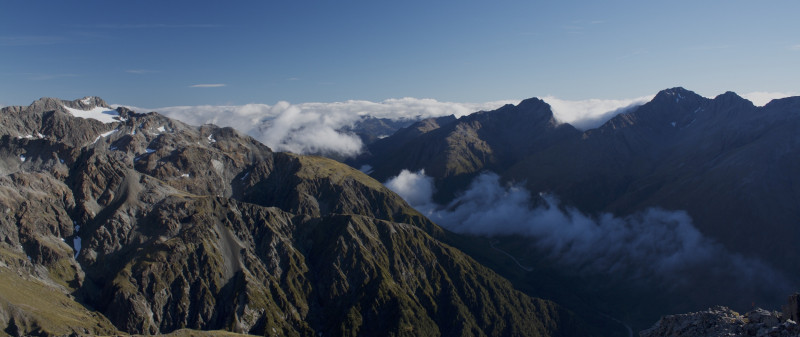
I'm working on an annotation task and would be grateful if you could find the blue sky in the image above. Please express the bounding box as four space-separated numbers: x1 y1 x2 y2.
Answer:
1 0 798 107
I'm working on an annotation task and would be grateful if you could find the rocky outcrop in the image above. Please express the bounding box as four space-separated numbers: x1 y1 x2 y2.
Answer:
0 97 582 336
640 306 800 337
783 294 800 323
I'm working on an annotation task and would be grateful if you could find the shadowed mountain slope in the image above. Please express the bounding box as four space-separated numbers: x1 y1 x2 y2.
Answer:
0 97 583 336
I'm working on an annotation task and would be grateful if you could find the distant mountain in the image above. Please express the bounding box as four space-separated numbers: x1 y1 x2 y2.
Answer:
352 87 800 330
342 115 419 145
0 97 584 336
349 98 579 202
354 87 800 272
503 88 800 277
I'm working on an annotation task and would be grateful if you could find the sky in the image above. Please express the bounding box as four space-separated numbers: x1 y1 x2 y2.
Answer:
1 0 798 108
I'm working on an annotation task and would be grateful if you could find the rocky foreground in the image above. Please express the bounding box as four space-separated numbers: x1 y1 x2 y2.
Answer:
640 295 800 337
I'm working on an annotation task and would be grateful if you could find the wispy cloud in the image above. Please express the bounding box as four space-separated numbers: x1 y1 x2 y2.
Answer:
789 44 800 51
687 44 734 51
616 49 649 60
28 73 80 81
189 83 226 88
84 23 222 29
0 35 68 46
126 69 157 74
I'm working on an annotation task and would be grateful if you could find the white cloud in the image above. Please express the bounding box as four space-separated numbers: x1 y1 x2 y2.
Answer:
742 91 797 106
542 95 653 130
122 95 659 156
385 170 791 298
385 169 435 207
189 83 226 88
126 69 157 74
126 98 517 157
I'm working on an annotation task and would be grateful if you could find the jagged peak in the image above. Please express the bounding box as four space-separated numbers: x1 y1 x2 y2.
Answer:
713 91 744 101
468 96 554 125
516 96 548 110
25 96 111 112
712 90 753 105
75 96 109 108
653 87 703 103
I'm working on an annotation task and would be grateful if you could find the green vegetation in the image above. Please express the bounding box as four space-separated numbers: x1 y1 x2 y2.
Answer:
0 247 119 336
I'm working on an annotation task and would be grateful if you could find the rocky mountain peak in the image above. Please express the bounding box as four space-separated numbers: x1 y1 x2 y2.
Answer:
25 96 109 113
712 90 754 109
649 87 704 107
26 97 71 114
74 96 109 109
466 96 555 128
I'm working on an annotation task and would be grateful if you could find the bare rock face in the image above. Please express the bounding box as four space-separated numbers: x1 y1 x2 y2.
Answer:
640 306 800 337
0 97 581 336
784 294 800 323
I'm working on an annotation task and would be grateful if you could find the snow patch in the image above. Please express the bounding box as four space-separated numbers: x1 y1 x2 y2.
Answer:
156 126 166 133
180 173 190 178
207 134 216 143
19 155 26 162
80 97 93 104
63 105 121 123
92 129 119 144
240 171 250 181
145 148 156 154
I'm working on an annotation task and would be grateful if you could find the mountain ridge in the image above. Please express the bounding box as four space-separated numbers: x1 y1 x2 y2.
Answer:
351 87 800 331
0 96 586 336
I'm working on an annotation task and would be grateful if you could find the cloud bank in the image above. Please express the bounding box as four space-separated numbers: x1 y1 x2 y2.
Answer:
743 92 797 106
543 95 653 130
121 91 798 157
125 96 659 157
386 170 791 295
129 98 517 157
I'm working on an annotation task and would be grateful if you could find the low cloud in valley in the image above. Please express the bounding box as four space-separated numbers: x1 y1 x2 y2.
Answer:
386 170 791 296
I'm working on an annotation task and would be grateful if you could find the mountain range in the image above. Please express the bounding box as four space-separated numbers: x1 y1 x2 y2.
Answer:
0 97 585 336
1 88 798 336
349 87 800 330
